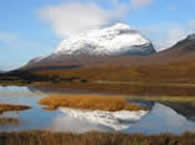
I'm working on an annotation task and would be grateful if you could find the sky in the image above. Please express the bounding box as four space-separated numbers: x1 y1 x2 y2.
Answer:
0 0 195 70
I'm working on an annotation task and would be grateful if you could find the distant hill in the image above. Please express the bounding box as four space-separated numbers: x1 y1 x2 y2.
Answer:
150 33 195 59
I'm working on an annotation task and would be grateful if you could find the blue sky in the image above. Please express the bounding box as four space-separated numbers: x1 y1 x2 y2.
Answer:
0 0 195 70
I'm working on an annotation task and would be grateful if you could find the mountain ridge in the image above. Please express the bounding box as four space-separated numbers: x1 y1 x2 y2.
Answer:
23 26 195 70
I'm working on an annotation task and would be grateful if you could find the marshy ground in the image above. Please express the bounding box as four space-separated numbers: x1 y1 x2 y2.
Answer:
0 104 31 114
0 131 195 145
39 95 146 111
0 117 20 126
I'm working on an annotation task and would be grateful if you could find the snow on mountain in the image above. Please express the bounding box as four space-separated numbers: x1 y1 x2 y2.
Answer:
24 23 156 68
54 23 155 56
27 56 46 65
59 107 148 131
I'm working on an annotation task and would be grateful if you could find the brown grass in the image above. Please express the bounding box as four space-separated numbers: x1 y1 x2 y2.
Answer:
33 61 195 96
39 95 145 111
35 59 195 84
0 131 195 145
0 117 20 126
0 104 31 114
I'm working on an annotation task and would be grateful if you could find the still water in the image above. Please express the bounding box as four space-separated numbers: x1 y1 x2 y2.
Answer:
0 86 195 134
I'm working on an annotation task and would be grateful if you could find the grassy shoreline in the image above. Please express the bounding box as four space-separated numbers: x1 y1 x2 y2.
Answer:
126 96 195 104
32 81 195 97
0 131 195 145
2 69 195 97
0 118 20 126
0 104 31 114
39 95 145 111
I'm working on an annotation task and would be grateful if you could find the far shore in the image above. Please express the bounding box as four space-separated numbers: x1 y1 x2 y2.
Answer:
0 104 31 114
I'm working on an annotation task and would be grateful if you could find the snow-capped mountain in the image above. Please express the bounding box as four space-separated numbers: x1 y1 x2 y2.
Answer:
23 23 156 69
54 23 155 56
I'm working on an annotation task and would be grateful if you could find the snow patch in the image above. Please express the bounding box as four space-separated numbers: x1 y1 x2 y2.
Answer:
55 23 155 56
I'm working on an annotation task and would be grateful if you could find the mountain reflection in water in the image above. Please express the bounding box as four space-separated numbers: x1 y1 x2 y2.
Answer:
0 86 195 134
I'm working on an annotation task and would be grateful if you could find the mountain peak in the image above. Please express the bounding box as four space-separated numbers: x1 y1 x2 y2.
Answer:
54 23 155 56
104 23 132 31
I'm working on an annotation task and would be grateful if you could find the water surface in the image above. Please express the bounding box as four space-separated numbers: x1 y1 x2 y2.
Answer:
0 86 195 135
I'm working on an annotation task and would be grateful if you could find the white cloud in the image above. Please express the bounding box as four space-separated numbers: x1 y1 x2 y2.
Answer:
39 2 126 37
130 0 153 9
38 0 153 38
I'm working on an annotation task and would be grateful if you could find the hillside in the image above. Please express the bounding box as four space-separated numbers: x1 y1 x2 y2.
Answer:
2 31 195 96
22 33 195 96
